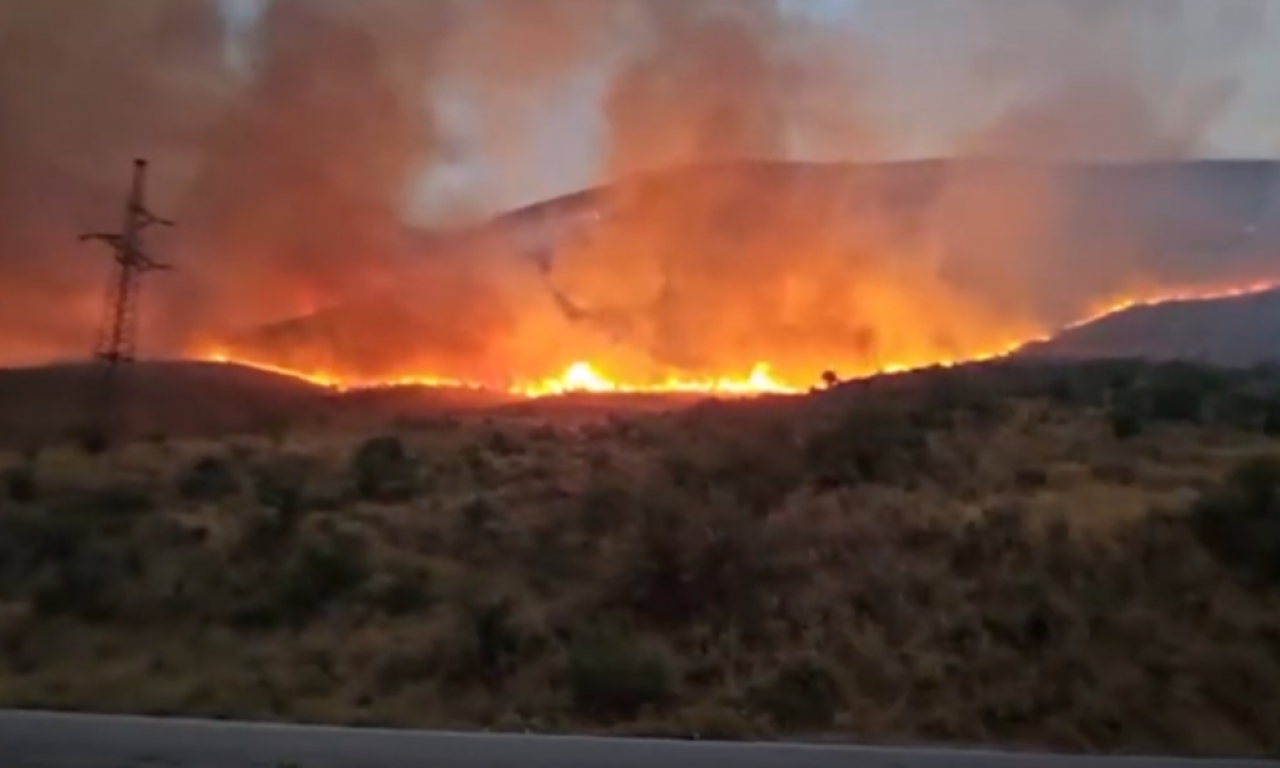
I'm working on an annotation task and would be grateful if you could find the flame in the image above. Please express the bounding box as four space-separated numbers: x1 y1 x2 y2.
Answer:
202 349 802 398
1065 278 1280 330
195 278 1280 400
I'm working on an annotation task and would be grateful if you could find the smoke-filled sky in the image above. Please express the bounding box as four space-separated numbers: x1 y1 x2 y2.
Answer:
411 0 1280 215
200 0 1280 216
3 0 1280 383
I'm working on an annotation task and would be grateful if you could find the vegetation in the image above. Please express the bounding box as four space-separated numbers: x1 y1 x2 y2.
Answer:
0 358 1278 756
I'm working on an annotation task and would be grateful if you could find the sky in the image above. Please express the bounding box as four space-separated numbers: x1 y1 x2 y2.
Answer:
208 0 1280 218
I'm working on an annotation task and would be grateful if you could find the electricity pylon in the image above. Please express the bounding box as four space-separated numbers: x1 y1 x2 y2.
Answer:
79 158 174 446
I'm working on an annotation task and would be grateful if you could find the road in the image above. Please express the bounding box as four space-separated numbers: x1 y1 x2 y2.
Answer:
1 710 1276 768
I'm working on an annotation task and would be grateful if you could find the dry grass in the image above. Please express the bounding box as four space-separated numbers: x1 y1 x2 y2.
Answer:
0 358 1279 756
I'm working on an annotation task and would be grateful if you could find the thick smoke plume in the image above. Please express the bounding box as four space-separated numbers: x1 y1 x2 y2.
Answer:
1 0 1277 387
170 0 459 344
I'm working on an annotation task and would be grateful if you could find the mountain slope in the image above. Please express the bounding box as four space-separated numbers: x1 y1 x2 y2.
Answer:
1016 286 1280 367
222 159 1280 380
0 360 333 446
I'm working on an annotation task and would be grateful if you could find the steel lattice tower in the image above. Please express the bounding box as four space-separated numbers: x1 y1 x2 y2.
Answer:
79 159 174 443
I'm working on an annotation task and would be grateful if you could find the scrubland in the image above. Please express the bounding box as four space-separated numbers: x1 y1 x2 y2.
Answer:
1 359 1279 757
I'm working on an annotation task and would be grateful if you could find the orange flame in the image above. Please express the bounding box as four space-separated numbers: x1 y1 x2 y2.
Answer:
196 278 1280 399
1064 279 1280 331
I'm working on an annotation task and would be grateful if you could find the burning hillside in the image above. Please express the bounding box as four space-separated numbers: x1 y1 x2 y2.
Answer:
198 280 1280 398
193 161 1280 398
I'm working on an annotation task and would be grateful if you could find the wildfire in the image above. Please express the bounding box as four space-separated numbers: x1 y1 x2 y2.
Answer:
1065 278 1280 331
197 279 1280 400
201 350 803 398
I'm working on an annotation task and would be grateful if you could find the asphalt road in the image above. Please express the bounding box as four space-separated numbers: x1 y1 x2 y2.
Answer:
1 710 1277 768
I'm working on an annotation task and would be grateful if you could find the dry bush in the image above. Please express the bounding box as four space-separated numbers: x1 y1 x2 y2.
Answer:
0 360 1277 755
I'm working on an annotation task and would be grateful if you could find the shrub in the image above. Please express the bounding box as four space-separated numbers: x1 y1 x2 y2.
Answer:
1109 408 1143 440
176 455 241 502
605 495 794 634
253 467 305 525
705 429 805 517
28 547 120 620
239 536 371 629
0 507 92 582
285 538 369 605
443 591 542 688
54 483 156 523
350 435 418 502
1264 399 1280 438
4 464 37 503
746 657 844 729
566 625 677 720
76 428 110 456
576 478 631 537
1143 363 1224 424
455 496 503 553
1147 382 1205 423
368 566 435 617
1189 455 1280 586
524 519 588 593
803 404 930 489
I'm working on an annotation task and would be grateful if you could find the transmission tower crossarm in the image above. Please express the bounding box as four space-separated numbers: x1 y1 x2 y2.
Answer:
136 253 172 271
135 208 175 229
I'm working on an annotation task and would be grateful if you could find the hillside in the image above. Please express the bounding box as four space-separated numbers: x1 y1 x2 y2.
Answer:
226 159 1280 376
0 360 721 448
1017 286 1280 367
0 358 1278 755
0 361 337 447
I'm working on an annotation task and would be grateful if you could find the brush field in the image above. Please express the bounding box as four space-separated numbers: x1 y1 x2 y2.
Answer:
1 359 1279 757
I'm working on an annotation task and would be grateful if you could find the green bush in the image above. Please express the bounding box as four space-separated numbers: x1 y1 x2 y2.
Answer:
705 429 804 517
567 625 677 720
455 496 503 553
1142 363 1226 424
576 478 631 537
177 455 241 502
1263 399 1280 438
4 464 37 503
72 483 156 519
28 547 120 620
438 588 546 689
76 428 110 456
350 435 418 502
1109 408 1143 441
603 491 801 640
1189 455 1280 586
236 536 371 629
803 404 931 489
368 566 435 617
283 540 370 615
746 657 844 729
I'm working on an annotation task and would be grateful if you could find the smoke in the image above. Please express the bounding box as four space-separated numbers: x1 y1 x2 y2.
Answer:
916 0 1274 325
166 0 459 347
1 0 1277 388
525 0 1280 382
0 0 227 362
